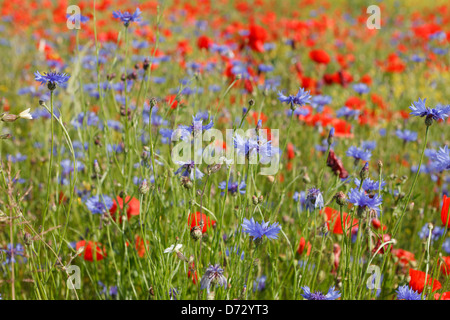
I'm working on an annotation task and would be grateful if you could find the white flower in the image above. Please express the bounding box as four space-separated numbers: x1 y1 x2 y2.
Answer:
164 244 183 253
218 156 234 168
19 108 33 120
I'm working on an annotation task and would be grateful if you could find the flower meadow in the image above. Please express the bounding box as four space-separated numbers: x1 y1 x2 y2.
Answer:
0 0 449 302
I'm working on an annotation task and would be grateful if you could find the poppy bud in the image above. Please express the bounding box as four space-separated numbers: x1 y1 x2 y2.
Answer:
258 195 264 203
190 226 202 241
252 195 258 205
181 176 193 189
335 191 347 207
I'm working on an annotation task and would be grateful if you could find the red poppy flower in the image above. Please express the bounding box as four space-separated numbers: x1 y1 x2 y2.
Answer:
197 35 213 50
321 207 358 235
110 196 140 221
247 24 267 53
188 212 216 233
434 292 450 300
309 49 330 64
188 262 198 284
165 95 179 109
392 249 415 266
287 143 295 160
441 195 450 228
409 269 442 293
76 240 106 262
372 234 392 255
441 256 450 276
297 237 311 255
135 235 149 258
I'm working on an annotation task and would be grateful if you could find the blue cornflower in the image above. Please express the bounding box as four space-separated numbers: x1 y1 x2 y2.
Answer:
418 223 445 243
443 238 450 254
179 113 214 133
1 244 25 265
253 275 267 292
301 286 341 300
348 188 382 214
395 129 418 142
107 120 123 132
174 160 204 180
66 13 90 24
430 145 449 172
169 288 179 300
361 140 376 151
346 146 372 162
311 95 332 111
98 281 118 299
396 285 423 300
278 87 311 108
34 71 70 90
112 8 142 27
71 112 100 129
85 195 113 214
409 98 450 123
234 134 277 163
226 246 245 261
218 179 246 195
286 107 310 117
354 178 386 192
353 83 370 94
200 264 227 292
305 188 324 212
241 218 281 240
293 191 306 204
337 106 359 119
159 127 174 144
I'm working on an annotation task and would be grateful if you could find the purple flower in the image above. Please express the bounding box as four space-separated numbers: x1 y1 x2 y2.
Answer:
174 160 204 180
278 87 311 108
34 71 70 89
253 275 267 292
242 218 281 240
218 179 246 195
346 146 372 162
430 145 449 172
85 195 113 214
1 244 25 265
179 113 214 133
395 129 418 142
305 188 324 212
353 83 370 94
396 285 423 300
301 286 341 300
354 178 386 192
200 264 227 292
409 98 450 122
112 8 142 27
348 188 382 214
